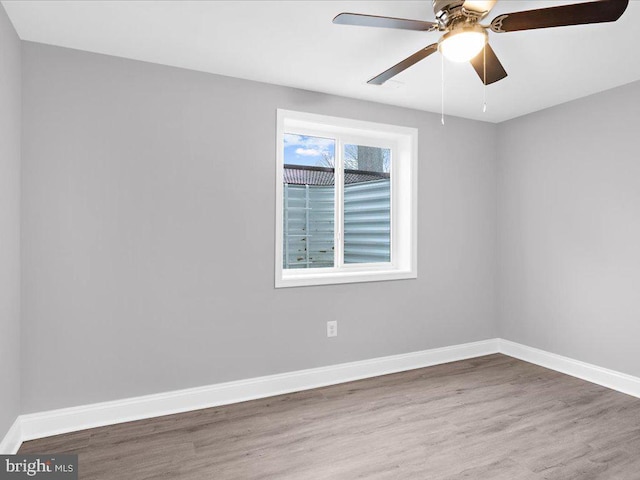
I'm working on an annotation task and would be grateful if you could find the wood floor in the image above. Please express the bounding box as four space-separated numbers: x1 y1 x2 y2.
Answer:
19 354 640 479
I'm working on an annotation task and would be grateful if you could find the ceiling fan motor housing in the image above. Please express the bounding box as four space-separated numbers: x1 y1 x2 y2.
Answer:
433 0 465 17
433 0 480 30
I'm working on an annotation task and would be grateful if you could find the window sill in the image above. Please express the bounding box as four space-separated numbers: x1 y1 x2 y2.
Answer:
275 267 417 288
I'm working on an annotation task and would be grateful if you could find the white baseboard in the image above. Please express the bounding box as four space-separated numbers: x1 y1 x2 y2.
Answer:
498 339 640 399
8 338 640 452
19 339 499 442
0 418 22 454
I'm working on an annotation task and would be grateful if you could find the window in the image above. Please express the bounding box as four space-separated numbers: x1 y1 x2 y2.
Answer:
275 110 417 288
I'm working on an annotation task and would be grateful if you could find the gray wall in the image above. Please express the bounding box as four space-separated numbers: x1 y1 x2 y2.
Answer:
21 42 498 413
498 80 640 377
14 33 640 418
0 4 21 439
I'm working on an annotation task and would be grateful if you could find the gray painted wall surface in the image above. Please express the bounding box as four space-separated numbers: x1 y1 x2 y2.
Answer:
498 80 640 377
21 42 498 413
0 4 21 439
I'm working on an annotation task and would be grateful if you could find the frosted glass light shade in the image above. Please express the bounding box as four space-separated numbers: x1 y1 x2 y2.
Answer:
439 28 487 63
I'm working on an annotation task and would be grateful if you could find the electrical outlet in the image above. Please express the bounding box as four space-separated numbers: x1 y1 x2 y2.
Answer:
327 320 338 338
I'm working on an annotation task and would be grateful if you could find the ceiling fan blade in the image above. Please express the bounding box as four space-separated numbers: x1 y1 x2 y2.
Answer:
333 13 437 31
490 0 629 33
368 44 439 85
470 43 507 85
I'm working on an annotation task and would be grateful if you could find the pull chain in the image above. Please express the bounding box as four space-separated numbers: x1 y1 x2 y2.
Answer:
441 53 445 125
483 44 487 113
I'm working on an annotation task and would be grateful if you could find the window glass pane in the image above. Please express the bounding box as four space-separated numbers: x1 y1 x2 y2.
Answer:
283 134 335 269
343 144 391 264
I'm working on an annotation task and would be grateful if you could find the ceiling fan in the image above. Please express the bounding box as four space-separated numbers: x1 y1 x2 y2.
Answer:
333 0 629 86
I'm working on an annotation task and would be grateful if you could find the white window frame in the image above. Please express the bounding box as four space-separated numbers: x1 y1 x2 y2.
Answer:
275 109 417 288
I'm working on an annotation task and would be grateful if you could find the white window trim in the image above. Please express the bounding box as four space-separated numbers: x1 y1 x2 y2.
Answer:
275 109 417 288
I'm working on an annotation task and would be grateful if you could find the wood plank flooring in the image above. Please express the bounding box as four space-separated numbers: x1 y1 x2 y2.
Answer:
19 354 640 479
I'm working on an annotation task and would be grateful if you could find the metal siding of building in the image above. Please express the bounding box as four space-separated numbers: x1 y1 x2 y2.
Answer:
344 179 391 264
283 184 335 269
283 179 390 269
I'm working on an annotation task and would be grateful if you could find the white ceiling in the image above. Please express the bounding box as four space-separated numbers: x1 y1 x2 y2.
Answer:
3 0 640 123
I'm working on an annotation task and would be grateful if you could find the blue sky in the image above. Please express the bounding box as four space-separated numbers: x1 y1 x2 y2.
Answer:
284 134 335 167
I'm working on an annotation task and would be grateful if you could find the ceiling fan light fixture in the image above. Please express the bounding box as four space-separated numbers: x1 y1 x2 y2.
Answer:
438 26 487 63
